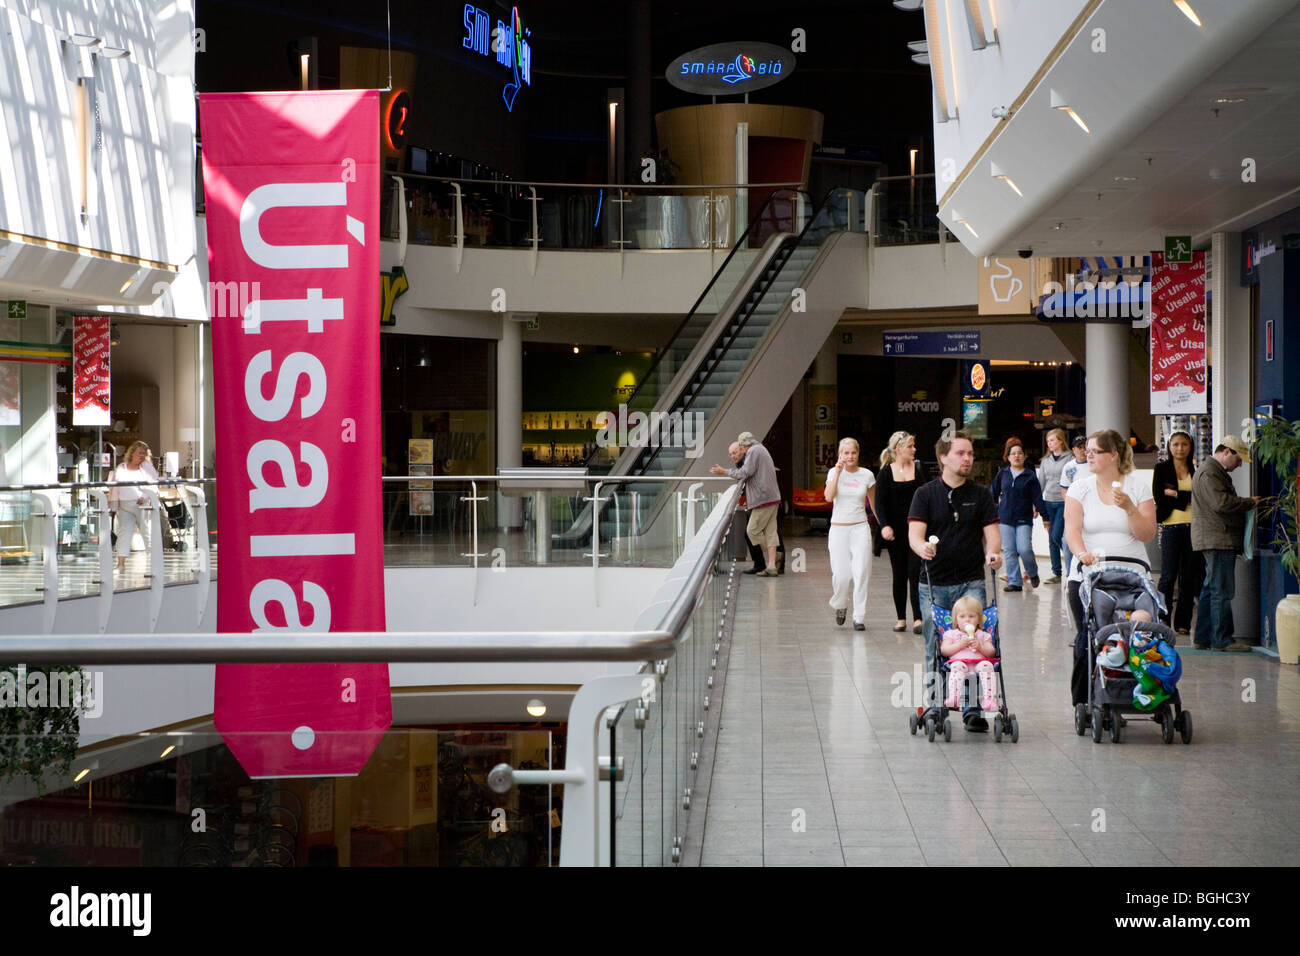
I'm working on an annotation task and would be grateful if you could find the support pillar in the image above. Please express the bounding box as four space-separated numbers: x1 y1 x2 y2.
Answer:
1084 323 1129 436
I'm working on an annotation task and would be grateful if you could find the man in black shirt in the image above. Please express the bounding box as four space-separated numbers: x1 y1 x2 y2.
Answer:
909 431 1003 726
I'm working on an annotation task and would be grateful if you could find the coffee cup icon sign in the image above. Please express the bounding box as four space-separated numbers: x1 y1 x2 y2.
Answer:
986 258 1023 304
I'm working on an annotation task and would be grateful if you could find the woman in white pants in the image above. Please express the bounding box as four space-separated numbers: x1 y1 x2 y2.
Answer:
109 440 159 572
825 437 876 630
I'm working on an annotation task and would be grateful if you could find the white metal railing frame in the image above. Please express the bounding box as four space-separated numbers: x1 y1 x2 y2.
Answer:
0 484 742 867
0 479 214 632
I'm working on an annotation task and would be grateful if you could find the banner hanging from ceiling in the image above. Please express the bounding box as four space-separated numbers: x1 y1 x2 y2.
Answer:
200 90 390 778
72 316 111 426
1149 250 1207 414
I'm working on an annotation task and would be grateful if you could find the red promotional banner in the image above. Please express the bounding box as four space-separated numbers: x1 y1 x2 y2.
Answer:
201 90 390 778
1149 250 1207 414
72 316 111 426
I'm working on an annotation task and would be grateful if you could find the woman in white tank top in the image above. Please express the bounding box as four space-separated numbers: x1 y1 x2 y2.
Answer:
825 437 876 629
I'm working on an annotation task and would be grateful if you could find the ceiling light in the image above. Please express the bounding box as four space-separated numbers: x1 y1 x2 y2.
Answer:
950 210 979 238
1172 0 1203 27
118 278 133 294
1213 96 1245 104
100 46 130 59
990 162 1023 197
893 0 925 10
526 698 547 718
1050 89 1090 133
911 53 930 65
572 345 580 354
69 34 101 46
74 768 91 782
907 40 929 53
1113 176 1139 182
160 744 176 759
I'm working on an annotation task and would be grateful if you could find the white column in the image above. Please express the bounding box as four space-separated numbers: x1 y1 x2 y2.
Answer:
1084 323 1129 435
1210 231 1257 641
498 315 523 528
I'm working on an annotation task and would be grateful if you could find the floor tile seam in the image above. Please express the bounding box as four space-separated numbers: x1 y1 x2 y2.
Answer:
795 640 848 866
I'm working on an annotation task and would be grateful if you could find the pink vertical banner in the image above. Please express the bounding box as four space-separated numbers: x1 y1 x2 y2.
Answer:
1149 250 1207 414
72 316 111 426
201 90 390 778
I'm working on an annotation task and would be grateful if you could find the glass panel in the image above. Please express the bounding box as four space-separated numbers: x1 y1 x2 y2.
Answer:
0 729 559 867
871 175 945 246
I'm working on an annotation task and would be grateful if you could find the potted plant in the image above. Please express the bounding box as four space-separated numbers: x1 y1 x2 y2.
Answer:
1254 416 1300 664
0 665 84 788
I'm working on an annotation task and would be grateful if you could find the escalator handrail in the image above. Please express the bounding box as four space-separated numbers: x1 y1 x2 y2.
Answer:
630 188 867 478
600 187 809 420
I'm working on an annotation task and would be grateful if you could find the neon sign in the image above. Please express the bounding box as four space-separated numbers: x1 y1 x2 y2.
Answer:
666 42 794 96
462 4 532 112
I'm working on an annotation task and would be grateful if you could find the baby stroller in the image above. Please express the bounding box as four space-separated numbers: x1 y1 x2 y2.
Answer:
161 499 190 551
908 565 1019 744
1074 557 1192 745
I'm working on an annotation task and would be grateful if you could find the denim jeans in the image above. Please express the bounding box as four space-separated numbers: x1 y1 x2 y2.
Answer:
920 578 988 708
999 523 1038 586
1042 500 1066 577
1195 549 1237 649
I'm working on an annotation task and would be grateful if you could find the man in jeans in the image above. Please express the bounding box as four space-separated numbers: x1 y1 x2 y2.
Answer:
712 435 781 577
1191 434 1260 652
909 431 1003 729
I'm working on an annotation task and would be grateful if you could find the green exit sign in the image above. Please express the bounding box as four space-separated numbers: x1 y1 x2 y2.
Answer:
1164 236 1192 263
6 300 27 319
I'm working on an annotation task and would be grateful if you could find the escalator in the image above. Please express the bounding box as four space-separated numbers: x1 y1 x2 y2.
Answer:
557 187 870 547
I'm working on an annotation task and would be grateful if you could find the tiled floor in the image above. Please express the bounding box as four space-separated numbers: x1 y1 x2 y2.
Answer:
699 535 1300 867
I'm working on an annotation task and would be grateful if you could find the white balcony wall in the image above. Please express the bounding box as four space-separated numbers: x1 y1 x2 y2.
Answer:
867 242 978 310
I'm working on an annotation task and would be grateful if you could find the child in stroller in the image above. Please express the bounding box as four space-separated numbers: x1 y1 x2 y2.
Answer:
1074 557 1192 744
908 574 1019 743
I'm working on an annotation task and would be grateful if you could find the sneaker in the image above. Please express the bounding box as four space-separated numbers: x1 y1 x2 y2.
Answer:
835 608 847 626
981 697 998 712
1030 575 1040 588
1044 575 1062 584
1003 584 1022 592
853 620 865 631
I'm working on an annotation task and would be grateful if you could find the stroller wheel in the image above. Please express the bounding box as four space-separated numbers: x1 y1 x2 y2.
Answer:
1073 703 1087 736
909 712 919 736
1179 711 1193 745
1009 716 1020 743
1161 710 1175 744
925 716 936 742
942 718 952 742
1091 707 1104 743
1109 716 1124 744
993 715 1004 742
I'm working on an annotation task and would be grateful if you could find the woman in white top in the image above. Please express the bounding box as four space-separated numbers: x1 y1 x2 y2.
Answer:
825 437 876 630
109 440 160 571
1064 429 1157 707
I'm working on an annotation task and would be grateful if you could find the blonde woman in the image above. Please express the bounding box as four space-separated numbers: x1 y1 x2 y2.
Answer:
875 431 923 633
109 440 159 571
825 437 876 629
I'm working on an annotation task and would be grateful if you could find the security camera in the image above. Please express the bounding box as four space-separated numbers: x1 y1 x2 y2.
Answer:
991 106 1012 120
1018 249 1033 259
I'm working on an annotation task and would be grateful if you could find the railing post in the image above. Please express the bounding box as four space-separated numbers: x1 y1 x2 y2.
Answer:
30 492 58 634
183 484 211 628
527 185 540 276
87 489 114 633
451 181 465 273
683 482 704 546
584 480 610 605
140 487 166 632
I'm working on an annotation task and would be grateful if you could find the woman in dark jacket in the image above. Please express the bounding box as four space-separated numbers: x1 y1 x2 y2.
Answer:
991 437 1048 592
875 431 923 633
1153 430 1203 633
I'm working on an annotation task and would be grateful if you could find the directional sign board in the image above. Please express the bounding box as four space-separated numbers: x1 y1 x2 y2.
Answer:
882 331 980 356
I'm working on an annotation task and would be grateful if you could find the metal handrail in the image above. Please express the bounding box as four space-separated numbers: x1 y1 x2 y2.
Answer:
0 478 214 493
392 172 804 191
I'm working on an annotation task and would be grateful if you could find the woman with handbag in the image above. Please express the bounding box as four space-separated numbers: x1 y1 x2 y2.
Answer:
875 431 924 633
1154 430 1204 634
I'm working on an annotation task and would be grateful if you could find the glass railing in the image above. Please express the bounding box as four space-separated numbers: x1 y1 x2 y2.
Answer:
380 176 803 253
0 728 560 867
0 484 743 866
870 173 947 246
0 480 215 609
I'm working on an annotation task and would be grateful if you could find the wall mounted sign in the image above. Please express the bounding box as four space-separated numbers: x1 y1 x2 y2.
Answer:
963 360 989 400
384 90 411 152
462 4 533 111
978 257 1034 315
201 89 390 779
666 41 794 96
883 330 980 356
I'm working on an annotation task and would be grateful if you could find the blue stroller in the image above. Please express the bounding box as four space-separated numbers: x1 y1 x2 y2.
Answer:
1074 557 1192 744
908 566 1019 743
